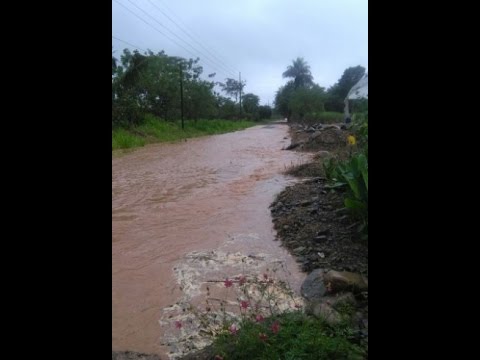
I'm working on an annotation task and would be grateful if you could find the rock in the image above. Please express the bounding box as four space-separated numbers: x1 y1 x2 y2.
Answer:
313 235 328 242
317 150 331 157
328 292 357 309
301 269 326 301
285 142 304 150
324 270 368 293
307 292 356 325
112 352 161 360
293 246 306 254
352 311 364 324
323 124 341 130
308 302 342 324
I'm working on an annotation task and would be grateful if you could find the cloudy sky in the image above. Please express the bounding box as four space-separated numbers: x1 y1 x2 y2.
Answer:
112 0 368 106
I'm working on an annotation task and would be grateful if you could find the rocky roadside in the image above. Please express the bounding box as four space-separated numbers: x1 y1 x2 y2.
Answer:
272 121 368 353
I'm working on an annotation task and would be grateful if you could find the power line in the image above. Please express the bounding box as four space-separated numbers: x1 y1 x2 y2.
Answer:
156 0 240 75
146 0 237 76
113 0 233 79
112 35 147 53
147 0 238 75
123 0 236 78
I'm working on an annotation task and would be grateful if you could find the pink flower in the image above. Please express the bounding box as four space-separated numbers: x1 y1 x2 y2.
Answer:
224 278 233 288
271 320 280 334
255 314 265 323
294 303 302 309
228 324 238 335
238 275 247 285
240 300 249 309
259 332 268 342
229 324 237 335
174 320 182 329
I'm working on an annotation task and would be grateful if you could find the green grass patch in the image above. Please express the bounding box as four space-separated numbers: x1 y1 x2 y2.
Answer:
112 115 257 151
317 111 344 123
212 311 365 360
303 111 344 124
111 128 146 150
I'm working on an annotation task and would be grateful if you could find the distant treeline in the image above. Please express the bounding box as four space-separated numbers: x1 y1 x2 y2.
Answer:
112 49 272 128
274 58 368 122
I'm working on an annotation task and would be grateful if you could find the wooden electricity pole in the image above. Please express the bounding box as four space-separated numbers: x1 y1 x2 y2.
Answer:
239 72 242 114
180 65 184 130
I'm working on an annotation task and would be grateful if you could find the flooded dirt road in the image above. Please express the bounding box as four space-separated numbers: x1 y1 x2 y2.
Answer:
112 121 310 358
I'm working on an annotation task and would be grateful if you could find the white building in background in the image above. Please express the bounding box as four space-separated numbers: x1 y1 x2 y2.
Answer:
344 74 368 121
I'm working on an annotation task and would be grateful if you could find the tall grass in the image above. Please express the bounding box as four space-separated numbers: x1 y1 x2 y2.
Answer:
112 115 256 150
112 128 146 150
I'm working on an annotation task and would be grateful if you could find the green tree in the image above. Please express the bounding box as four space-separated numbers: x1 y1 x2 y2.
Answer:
274 81 295 120
325 66 366 112
215 95 237 119
289 85 326 121
112 47 224 126
184 80 216 120
242 93 260 114
282 57 314 88
258 105 272 120
219 78 246 103
112 56 117 76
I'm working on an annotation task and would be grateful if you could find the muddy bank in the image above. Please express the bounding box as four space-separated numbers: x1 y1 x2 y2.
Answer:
271 122 368 354
273 122 367 275
270 178 368 274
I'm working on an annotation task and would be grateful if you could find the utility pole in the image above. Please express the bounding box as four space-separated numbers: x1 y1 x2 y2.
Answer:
239 72 242 114
180 65 184 130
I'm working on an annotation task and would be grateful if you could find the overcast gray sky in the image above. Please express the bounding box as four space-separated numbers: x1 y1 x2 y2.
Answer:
112 0 368 106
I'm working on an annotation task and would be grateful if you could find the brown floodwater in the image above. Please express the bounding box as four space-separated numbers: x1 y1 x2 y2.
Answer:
112 121 310 358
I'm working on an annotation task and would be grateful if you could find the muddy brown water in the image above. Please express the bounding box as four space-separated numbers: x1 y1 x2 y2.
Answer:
112 121 310 358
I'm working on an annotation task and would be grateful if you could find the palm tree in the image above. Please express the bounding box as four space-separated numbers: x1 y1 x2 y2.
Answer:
282 57 314 88
112 48 117 76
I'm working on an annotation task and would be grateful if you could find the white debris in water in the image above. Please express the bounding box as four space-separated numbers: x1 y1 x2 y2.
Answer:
159 240 304 359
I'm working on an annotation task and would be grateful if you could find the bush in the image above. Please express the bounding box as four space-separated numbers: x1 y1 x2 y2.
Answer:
257 105 272 120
